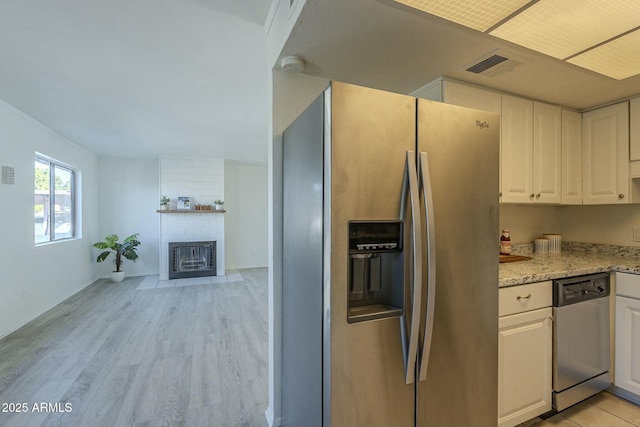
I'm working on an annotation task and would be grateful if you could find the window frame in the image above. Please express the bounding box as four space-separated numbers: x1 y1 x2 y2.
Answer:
34 154 77 244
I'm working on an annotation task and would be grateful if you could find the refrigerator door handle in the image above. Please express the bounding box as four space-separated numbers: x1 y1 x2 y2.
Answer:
400 150 423 385
418 151 436 382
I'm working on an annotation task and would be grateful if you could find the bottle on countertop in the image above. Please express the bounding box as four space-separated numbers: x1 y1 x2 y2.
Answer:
500 229 511 255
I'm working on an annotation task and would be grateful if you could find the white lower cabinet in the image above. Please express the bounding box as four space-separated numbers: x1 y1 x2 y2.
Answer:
498 283 552 427
615 273 640 397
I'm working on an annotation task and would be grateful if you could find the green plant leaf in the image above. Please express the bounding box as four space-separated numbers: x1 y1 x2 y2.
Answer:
123 233 140 245
94 233 140 266
96 251 111 263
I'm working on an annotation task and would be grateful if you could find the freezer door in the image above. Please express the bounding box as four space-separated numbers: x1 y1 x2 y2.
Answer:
416 100 500 427
328 82 415 426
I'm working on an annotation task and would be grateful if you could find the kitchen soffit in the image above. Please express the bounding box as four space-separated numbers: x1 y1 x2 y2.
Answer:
395 0 640 80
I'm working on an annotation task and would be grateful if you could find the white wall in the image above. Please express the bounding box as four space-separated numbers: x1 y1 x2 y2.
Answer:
96 157 159 277
500 205 560 244
500 204 640 247
558 205 640 246
0 99 99 339
266 0 307 68
224 162 268 269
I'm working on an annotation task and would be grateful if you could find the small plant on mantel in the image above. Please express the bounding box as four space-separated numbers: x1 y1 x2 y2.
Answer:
160 195 170 210
214 199 224 210
93 233 141 282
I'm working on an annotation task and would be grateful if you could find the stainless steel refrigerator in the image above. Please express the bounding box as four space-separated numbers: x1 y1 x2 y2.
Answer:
282 81 499 427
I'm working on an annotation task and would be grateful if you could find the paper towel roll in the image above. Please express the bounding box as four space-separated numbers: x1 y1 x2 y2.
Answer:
534 238 549 253
543 234 562 253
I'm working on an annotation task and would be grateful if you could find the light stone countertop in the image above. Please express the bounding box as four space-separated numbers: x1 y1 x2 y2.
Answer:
499 247 640 288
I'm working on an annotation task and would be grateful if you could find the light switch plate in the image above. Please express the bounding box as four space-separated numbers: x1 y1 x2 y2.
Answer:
633 226 640 242
1 166 14 184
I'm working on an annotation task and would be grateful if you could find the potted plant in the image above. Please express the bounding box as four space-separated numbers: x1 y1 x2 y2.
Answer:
214 199 224 210
93 233 141 282
160 195 170 210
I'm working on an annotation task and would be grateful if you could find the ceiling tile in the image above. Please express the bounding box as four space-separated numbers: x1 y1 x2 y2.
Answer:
394 0 530 32
567 29 640 80
489 0 640 60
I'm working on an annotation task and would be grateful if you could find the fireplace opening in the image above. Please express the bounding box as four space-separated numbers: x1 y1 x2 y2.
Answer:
169 241 216 279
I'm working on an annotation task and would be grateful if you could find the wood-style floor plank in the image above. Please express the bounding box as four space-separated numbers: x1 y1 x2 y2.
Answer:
0 268 268 427
530 392 640 427
589 391 640 425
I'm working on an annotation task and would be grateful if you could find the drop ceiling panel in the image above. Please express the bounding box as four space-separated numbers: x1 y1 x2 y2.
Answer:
394 0 530 31
568 30 640 80
489 0 640 60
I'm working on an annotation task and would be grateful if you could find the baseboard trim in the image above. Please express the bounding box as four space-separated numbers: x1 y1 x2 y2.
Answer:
608 385 640 405
265 406 283 427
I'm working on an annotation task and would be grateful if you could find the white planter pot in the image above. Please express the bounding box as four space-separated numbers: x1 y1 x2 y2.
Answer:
160 204 169 210
110 271 125 283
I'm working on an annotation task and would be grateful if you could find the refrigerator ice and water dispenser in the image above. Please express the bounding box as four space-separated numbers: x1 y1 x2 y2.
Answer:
347 221 404 323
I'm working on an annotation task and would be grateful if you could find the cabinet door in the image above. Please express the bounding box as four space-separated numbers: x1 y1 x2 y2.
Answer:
498 307 552 427
583 102 629 204
630 97 640 161
501 95 534 203
533 102 562 204
562 110 583 204
615 295 640 396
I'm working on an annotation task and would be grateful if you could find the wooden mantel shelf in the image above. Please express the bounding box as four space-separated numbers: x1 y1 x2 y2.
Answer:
156 209 226 214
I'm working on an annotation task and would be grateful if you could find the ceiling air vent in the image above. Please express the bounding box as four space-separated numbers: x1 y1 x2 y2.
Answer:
460 50 529 78
467 55 508 74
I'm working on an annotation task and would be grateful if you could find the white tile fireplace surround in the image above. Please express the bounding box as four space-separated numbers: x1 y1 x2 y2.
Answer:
159 157 225 280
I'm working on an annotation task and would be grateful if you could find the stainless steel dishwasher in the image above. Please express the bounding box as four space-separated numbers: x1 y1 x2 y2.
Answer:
553 272 611 411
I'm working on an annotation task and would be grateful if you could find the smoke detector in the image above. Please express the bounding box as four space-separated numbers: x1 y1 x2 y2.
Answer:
460 49 529 78
281 56 305 73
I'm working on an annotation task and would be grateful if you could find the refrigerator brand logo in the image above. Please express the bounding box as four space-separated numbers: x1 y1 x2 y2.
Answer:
475 120 489 129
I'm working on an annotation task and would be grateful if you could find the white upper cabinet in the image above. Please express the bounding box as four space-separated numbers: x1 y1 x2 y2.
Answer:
582 101 629 204
410 79 640 205
629 98 640 187
501 95 534 203
561 110 583 204
533 102 562 204
630 97 640 162
501 96 561 204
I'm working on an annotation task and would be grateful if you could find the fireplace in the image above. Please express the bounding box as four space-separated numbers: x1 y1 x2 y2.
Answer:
168 241 217 279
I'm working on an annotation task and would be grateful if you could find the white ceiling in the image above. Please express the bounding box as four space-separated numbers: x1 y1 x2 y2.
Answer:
0 0 271 163
8 0 640 165
277 0 640 112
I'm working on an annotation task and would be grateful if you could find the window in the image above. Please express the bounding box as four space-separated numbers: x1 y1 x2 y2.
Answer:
34 155 76 244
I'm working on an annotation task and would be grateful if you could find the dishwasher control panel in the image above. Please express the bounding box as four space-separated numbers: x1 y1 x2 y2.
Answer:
553 272 610 307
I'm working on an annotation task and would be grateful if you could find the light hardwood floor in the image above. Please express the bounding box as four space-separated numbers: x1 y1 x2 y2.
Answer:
6 268 640 427
529 391 640 427
0 268 268 427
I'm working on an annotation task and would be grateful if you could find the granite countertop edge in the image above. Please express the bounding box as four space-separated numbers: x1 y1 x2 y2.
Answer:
498 242 640 288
